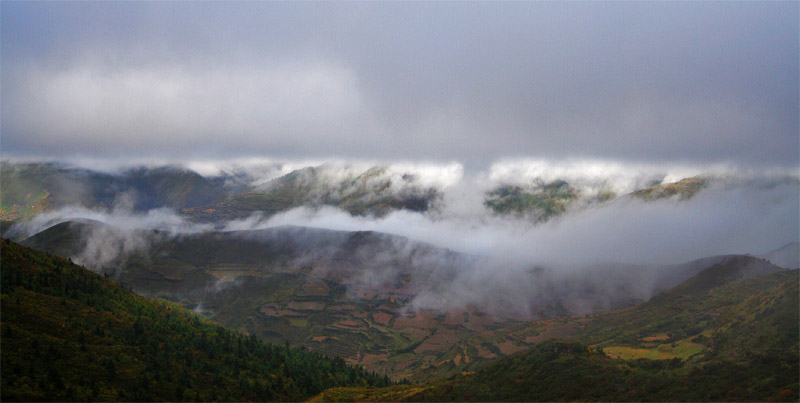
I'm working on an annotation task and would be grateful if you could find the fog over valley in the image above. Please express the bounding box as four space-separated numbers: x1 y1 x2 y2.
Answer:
4 159 797 319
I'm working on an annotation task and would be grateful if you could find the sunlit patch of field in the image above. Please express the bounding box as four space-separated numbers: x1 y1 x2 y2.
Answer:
603 346 675 360
308 385 432 402
603 337 706 361
640 333 669 342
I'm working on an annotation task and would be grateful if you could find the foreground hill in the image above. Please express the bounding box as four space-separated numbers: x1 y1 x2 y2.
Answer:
315 259 799 401
18 222 515 379
0 239 390 401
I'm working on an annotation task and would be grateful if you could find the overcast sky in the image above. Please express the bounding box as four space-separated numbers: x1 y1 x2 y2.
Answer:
2 1 797 168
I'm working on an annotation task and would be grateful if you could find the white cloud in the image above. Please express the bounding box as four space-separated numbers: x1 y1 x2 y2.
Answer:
7 57 364 155
249 178 799 267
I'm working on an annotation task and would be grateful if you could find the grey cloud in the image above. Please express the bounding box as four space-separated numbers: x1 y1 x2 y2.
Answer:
257 178 799 267
2 2 797 166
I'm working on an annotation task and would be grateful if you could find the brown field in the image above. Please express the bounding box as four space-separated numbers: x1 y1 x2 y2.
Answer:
286 301 326 311
641 333 670 342
414 330 460 353
372 312 393 325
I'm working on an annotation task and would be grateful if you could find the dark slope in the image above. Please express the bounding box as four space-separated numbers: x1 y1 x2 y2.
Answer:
0 239 390 401
17 219 111 259
317 265 799 401
652 254 782 297
17 222 491 379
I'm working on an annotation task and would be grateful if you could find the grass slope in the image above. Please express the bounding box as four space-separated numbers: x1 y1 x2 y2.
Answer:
484 180 579 221
316 263 799 401
0 239 390 401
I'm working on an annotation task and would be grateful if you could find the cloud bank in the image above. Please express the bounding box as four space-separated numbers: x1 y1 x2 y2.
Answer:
5 158 797 315
2 2 797 166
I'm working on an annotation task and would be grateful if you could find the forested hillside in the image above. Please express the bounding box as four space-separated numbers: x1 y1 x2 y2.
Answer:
0 239 390 401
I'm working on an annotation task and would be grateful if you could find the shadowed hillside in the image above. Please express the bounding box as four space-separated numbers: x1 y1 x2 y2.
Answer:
17 220 746 380
0 239 390 401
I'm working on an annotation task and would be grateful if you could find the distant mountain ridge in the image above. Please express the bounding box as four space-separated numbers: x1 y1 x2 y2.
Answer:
7 160 794 225
0 162 239 220
1 161 444 222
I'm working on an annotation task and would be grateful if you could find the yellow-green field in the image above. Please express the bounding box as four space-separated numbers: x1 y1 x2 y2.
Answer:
603 338 706 361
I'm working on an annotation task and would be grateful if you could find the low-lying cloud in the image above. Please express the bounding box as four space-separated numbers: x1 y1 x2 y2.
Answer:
236 179 799 268
6 159 798 316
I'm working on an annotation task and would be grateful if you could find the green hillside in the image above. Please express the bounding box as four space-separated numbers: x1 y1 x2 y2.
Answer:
416 257 795 379
315 264 799 401
22 223 514 380
484 180 579 221
0 163 59 220
0 239 390 401
21 222 680 380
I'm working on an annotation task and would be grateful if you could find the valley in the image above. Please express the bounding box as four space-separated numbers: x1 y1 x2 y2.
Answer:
4 2 797 401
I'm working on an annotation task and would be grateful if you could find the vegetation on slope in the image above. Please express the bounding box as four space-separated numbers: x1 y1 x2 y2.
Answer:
408 255 792 380
484 176 712 221
0 162 236 220
183 166 439 221
18 223 556 380
315 264 799 401
0 163 56 220
410 338 796 402
23 221 777 381
484 180 579 221
0 239 391 401
630 176 708 201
